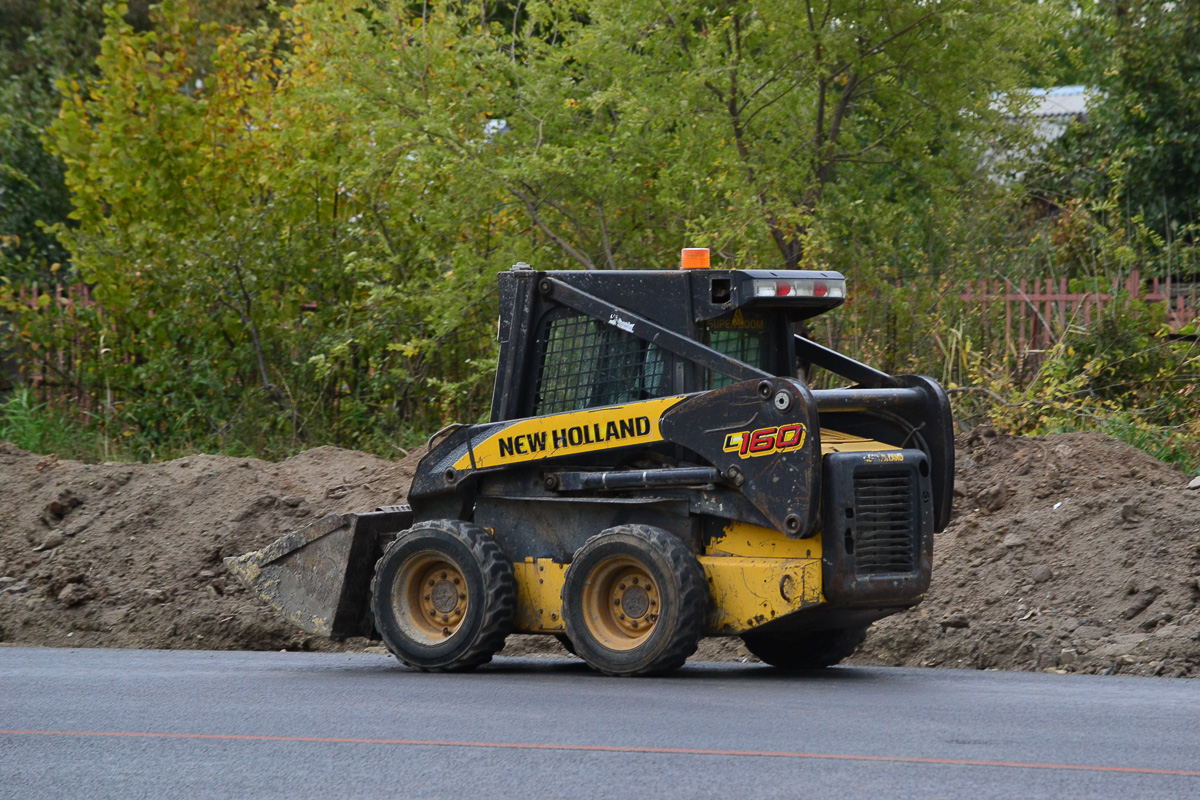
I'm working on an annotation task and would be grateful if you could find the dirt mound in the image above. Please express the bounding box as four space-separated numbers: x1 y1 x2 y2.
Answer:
0 443 420 652
2 431 1198 676
850 430 1200 677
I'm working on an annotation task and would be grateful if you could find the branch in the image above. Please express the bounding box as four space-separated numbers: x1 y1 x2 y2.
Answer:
510 184 597 270
222 249 274 397
742 76 806 128
538 189 601 251
833 110 920 159
826 3 961 82
716 13 793 263
188 218 277 399
597 200 617 270
825 73 858 146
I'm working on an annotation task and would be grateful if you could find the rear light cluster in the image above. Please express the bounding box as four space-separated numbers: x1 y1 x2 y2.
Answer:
752 277 845 299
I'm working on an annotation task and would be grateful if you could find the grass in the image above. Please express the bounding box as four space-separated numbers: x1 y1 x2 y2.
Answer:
0 388 106 460
3 385 1197 475
0 388 427 463
1041 412 1200 476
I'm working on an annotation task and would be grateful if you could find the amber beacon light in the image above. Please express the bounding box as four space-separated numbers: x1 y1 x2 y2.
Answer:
680 248 710 270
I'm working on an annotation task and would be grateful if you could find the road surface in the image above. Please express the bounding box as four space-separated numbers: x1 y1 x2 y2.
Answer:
2 647 1198 798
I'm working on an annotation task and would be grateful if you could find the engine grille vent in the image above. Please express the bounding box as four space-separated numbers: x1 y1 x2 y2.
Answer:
853 469 916 576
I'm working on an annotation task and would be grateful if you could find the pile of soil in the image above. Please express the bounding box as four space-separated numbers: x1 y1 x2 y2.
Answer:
849 429 1200 678
1 431 1198 676
0 444 419 652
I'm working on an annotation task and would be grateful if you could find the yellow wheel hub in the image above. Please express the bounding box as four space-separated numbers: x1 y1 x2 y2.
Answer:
581 556 661 651
393 553 469 644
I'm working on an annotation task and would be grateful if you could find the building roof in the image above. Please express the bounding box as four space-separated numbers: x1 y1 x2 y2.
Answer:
1024 86 1091 123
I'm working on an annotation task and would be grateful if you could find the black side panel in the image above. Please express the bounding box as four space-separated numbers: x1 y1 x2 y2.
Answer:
332 508 415 637
660 377 822 537
491 271 539 422
821 450 933 607
408 422 502 501
474 496 693 561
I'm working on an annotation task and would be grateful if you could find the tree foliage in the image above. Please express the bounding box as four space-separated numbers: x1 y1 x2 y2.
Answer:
0 0 107 275
1083 0 1200 237
5 0 1072 458
0 0 290 280
301 0 1046 275
17 1 497 455
1034 0 1200 252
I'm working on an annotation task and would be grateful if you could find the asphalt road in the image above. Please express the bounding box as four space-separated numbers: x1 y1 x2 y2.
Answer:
1 647 1198 799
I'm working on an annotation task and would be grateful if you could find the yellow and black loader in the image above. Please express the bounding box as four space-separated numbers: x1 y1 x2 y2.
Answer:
227 253 953 676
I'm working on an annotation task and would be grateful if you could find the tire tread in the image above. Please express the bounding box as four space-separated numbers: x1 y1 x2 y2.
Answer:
371 519 515 672
740 625 869 669
565 524 707 677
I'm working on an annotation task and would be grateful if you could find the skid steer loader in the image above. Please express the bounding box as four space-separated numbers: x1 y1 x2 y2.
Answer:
226 250 953 676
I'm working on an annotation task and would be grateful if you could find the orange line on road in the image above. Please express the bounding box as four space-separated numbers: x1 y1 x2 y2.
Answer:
2 729 1198 777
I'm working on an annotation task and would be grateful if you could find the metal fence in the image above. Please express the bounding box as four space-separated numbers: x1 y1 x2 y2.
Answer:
7 273 1196 409
958 270 1199 356
9 282 103 409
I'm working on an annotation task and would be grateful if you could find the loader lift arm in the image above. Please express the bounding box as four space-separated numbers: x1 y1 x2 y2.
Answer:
488 271 953 531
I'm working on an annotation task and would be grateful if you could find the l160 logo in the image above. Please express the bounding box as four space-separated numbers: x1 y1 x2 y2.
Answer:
722 423 807 458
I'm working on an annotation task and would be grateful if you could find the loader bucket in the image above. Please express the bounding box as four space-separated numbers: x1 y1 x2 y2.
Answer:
224 507 413 639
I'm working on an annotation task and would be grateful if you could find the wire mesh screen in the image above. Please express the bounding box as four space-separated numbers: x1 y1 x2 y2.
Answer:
534 312 667 414
705 328 771 389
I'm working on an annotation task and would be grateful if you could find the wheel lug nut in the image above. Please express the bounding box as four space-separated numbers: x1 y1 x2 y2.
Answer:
630 621 638 628
440 571 447 579
631 577 638 585
453 577 460 585
442 627 451 635
619 614 625 620
459 593 466 600
424 594 431 601
428 580 435 587
442 615 449 622
618 583 626 590
614 599 621 606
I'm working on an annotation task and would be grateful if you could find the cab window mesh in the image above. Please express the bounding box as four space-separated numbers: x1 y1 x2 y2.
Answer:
534 313 667 414
705 329 771 389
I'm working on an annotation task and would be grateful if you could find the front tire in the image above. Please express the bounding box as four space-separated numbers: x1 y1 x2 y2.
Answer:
371 519 515 672
740 625 869 669
562 525 707 676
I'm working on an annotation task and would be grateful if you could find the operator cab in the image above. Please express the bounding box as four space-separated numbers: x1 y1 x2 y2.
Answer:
491 255 847 423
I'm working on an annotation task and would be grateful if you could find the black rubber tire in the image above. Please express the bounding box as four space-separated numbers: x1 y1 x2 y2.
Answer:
553 633 578 656
562 524 707 676
740 625 869 669
371 519 515 672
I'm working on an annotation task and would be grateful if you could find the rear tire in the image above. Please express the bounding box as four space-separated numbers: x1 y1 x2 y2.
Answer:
562 525 707 676
740 625 869 669
371 519 515 672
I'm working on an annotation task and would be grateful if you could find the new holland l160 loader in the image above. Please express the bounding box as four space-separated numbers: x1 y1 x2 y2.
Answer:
226 250 953 676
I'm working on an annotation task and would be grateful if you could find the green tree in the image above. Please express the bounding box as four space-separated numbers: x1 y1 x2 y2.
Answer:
0 0 288 280
297 0 1050 276
41 2 318 451
1059 0 1200 239
0 0 107 277
16 0 1058 457
28 1 494 454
